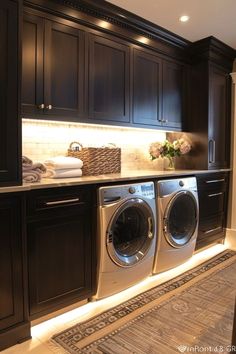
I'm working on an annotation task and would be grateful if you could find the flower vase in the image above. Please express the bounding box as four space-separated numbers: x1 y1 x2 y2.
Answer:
165 156 175 171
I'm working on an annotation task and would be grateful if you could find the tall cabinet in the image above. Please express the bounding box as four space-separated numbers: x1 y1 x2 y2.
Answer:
0 0 21 186
177 37 234 170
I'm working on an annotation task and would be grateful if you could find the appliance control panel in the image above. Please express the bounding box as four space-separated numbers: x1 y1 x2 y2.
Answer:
99 181 155 205
157 177 198 198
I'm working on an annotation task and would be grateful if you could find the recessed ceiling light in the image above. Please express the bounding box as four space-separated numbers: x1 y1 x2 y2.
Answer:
179 15 190 23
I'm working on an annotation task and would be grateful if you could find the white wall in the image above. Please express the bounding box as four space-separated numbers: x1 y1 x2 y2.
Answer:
226 70 236 248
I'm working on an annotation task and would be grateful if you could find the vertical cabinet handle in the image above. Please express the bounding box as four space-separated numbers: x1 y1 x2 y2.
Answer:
46 104 53 110
38 104 45 110
209 139 216 163
212 139 216 163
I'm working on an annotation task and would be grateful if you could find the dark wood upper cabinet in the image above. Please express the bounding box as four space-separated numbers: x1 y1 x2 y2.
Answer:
132 48 185 130
88 34 130 123
132 48 162 126
0 0 21 186
0 194 30 351
22 13 44 116
22 12 85 120
44 20 85 118
208 65 230 169
162 60 185 130
21 4 235 135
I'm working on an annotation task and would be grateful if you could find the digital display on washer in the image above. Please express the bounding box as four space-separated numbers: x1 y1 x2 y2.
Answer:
141 185 153 192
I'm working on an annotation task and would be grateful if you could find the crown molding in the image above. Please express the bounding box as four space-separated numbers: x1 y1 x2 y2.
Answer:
24 0 191 62
56 0 190 47
189 36 236 70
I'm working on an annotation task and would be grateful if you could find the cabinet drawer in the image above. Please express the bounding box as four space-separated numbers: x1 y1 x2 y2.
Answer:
27 186 93 218
199 189 225 217
197 173 227 192
198 214 224 241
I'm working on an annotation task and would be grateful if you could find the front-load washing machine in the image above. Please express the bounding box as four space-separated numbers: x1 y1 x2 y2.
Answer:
94 181 156 299
153 177 199 274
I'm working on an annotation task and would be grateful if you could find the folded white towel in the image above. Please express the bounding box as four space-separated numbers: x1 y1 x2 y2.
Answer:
22 156 33 168
44 156 83 170
23 162 47 173
23 170 42 183
43 168 83 179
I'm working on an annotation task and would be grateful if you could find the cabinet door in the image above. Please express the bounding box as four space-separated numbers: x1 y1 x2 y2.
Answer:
0 196 24 331
0 0 21 186
44 20 85 118
162 60 185 130
209 66 230 169
22 13 44 116
88 34 130 123
133 48 162 126
28 208 93 318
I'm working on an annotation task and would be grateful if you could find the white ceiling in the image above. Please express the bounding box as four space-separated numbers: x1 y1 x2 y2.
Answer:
106 0 236 49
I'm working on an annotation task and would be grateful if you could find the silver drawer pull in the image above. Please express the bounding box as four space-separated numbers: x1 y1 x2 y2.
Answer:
205 178 225 184
208 192 223 197
204 226 222 234
45 198 80 206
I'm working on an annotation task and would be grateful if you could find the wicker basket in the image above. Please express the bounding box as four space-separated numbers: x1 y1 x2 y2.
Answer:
67 142 121 176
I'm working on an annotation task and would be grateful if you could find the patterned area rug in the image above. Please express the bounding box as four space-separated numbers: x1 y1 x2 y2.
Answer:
51 250 236 353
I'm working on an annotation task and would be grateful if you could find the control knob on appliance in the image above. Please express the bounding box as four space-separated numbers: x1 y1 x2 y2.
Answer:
129 186 136 194
179 180 184 187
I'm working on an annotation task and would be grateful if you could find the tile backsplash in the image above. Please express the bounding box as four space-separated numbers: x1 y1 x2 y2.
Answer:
22 119 166 171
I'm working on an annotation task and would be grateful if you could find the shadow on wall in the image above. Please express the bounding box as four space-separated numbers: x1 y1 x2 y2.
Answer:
166 132 205 170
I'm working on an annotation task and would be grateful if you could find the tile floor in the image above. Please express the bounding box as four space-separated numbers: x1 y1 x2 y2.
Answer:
2 243 231 353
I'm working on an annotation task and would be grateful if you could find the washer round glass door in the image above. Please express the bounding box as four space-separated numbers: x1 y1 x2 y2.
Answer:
106 198 155 267
163 191 198 248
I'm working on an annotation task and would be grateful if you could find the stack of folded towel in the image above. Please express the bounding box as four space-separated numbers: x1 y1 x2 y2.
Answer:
22 156 46 183
43 156 83 178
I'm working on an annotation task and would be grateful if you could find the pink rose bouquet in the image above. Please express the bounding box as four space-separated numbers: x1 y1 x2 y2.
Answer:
149 139 191 168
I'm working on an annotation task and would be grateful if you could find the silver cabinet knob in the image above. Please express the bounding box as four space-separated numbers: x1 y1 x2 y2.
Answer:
46 104 53 110
38 104 45 109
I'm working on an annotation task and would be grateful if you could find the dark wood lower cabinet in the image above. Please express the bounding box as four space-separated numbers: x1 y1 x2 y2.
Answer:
196 172 229 250
27 187 96 319
0 194 30 351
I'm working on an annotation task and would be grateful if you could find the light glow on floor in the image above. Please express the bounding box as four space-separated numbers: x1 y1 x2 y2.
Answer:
31 243 226 339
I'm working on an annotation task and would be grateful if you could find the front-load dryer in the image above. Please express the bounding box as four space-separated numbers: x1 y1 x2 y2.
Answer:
153 177 199 274
94 181 156 299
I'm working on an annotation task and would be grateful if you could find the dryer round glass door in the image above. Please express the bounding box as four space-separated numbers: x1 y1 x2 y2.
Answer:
106 198 155 267
164 191 198 248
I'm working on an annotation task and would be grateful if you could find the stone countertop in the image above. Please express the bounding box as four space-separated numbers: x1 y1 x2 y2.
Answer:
0 168 230 194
